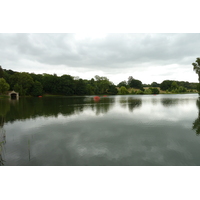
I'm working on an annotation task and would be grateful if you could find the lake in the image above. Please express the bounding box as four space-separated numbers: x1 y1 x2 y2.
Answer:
0 94 200 166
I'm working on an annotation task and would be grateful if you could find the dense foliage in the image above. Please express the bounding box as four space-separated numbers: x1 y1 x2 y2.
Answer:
128 76 143 90
0 66 198 96
192 57 200 94
1 69 119 96
0 78 10 94
160 80 197 92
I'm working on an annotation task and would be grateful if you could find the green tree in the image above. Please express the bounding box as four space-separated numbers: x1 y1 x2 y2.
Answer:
0 66 4 78
0 78 10 94
160 80 173 91
13 83 23 95
192 57 200 94
74 79 87 95
95 75 111 94
177 86 187 93
42 74 59 94
150 87 159 94
117 81 128 88
171 81 178 90
151 82 159 87
9 72 34 95
31 81 43 96
118 86 129 95
86 84 95 95
58 75 75 95
136 89 144 94
193 58 200 81
144 88 152 94
108 84 118 95
128 76 134 86
128 78 143 90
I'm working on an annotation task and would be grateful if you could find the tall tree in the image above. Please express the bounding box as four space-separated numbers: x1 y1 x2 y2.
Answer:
151 82 159 87
9 72 34 95
117 81 128 88
129 78 143 90
160 80 173 91
94 75 111 94
0 66 3 78
193 58 200 81
171 81 178 90
31 81 43 96
0 78 10 94
58 75 75 95
192 57 200 94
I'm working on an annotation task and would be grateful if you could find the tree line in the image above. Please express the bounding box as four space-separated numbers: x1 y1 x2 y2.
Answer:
0 66 198 96
0 67 118 96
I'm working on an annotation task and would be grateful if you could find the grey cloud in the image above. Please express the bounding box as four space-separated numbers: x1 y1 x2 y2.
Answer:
2 33 200 68
0 33 199 83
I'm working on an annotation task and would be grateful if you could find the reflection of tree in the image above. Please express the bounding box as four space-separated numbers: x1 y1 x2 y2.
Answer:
93 97 115 115
0 99 8 165
161 98 179 107
0 97 85 123
119 97 142 112
192 97 200 135
0 96 116 122
119 97 127 109
128 97 142 112
0 120 6 166
161 98 190 107
151 98 158 105
0 99 10 117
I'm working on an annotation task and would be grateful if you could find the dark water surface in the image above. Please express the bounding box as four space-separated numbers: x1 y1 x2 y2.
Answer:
0 94 200 166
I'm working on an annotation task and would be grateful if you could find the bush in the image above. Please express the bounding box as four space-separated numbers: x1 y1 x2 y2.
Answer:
177 86 187 93
118 86 129 95
136 90 144 94
144 89 152 94
150 87 160 94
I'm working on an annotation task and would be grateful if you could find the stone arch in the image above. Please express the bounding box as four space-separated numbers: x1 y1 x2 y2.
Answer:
8 91 19 100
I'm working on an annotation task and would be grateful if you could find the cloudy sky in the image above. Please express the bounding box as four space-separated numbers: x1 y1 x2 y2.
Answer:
0 33 199 84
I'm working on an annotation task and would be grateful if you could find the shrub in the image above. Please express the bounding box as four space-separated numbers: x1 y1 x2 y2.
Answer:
136 90 144 94
150 87 159 94
144 89 152 94
118 86 129 95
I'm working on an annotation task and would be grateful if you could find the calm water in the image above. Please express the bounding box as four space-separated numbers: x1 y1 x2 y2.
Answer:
0 94 200 166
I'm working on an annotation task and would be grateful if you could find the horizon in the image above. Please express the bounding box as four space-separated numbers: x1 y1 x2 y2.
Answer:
2 66 199 85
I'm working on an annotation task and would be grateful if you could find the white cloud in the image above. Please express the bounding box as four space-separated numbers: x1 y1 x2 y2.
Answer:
1 33 200 84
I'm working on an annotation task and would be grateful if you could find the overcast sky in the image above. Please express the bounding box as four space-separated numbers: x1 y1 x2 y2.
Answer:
1 33 200 84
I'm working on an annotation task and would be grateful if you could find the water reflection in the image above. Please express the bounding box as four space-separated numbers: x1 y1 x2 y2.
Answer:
91 97 115 115
1 94 200 166
0 117 6 166
161 98 179 107
127 97 142 112
161 98 190 107
151 98 158 105
0 96 115 123
119 96 142 112
192 97 200 135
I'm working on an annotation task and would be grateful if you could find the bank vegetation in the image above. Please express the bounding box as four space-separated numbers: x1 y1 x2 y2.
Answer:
0 66 198 97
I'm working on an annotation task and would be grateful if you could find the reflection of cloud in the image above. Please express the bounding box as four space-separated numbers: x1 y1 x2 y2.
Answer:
3 94 199 166
192 97 200 135
4 107 198 166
